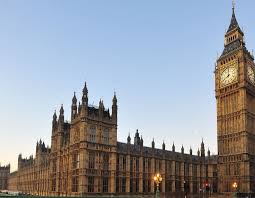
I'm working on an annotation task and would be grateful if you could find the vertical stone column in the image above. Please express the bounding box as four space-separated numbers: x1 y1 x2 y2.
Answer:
189 164 193 193
139 156 143 193
79 144 86 195
55 153 60 195
126 155 130 193
161 159 166 193
171 161 175 192
68 151 73 195
197 164 201 193
181 162 184 192
151 158 155 193
109 152 116 193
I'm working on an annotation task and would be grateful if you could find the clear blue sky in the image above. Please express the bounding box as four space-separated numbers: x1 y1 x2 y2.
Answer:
1 0 255 171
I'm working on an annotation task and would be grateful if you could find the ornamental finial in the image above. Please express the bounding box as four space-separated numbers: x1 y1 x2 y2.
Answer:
232 0 235 10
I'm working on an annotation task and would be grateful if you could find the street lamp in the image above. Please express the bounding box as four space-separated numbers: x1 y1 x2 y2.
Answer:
232 182 238 197
153 173 162 198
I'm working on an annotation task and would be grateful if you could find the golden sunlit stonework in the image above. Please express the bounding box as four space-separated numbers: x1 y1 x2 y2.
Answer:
215 6 255 194
6 5 255 197
12 84 217 197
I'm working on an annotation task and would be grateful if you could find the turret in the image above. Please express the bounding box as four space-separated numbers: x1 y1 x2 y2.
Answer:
112 92 117 123
71 92 77 120
197 149 200 157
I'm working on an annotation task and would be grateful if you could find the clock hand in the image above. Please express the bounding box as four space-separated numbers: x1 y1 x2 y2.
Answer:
223 74 230 82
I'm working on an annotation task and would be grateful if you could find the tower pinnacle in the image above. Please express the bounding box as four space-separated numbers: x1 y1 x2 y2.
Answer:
232 0 235 10
227 1 240 33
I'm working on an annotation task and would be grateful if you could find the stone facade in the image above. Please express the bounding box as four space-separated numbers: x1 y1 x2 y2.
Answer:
8 171 18 192
10 83 217 196
0 164 10 190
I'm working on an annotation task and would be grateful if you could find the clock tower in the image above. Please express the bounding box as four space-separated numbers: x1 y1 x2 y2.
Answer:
215 5 255 193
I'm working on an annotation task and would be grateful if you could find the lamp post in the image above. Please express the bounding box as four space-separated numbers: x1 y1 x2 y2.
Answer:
232 182 238 198
153 173 162 198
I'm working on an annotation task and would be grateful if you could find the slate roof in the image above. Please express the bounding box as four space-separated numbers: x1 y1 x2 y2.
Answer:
88 106 111 118
221 40 242 56
227 8 240 33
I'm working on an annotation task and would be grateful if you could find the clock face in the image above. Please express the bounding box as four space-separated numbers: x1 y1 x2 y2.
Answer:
247 65 255 85
220 66 238 86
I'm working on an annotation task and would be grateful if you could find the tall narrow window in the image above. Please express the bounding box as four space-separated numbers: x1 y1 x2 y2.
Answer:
122 178 126 192
72 176 79 192
89 152 95 169
88 176 94 192
103 128 110 144
103 153 109 170
103 177 108 193
88 126 96 143
72 152 79 169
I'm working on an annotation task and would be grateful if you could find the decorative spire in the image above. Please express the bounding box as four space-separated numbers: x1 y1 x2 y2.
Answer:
83 81 88 95
113 91 117 104
135 129 139 136
52 110 58 134
60 104 64 115
58 104 64 128
190 146 192 155
232 0 235 10
140 135 143 147
162 140 165 151
72 92 77 104
227 1 240 33
172 142 175 152
82 81 88 106
181 145 184 154
208 148 211 157
126 132 130 144
71 92 78 120
134 129 140 146
78 102 81 114
201 138 205 157
152 138 155 149
112 92 118 123
53 110 57 120
99 99 104 109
